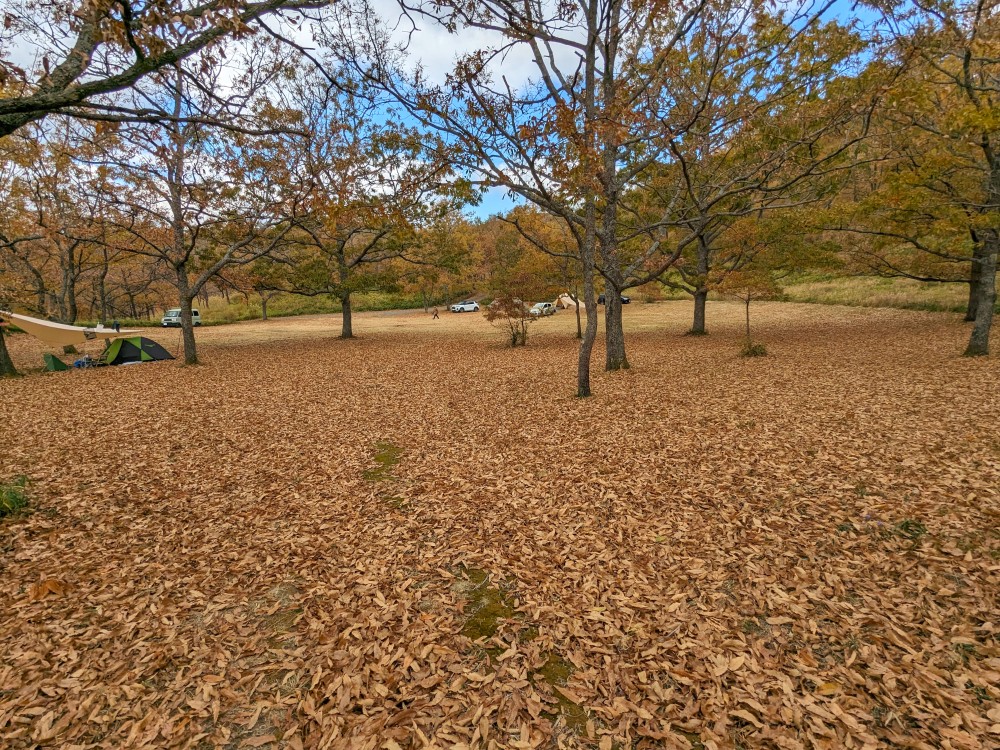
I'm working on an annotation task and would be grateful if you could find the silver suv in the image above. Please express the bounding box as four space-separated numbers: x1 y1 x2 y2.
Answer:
529 302 556 316
161 308 202 327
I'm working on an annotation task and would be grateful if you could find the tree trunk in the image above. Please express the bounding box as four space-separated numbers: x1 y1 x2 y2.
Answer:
690 288 708 335
577 203 599 396
260 294 269 321
604 287 629 370
176 268 198 365
689 237 711 334
98 255 110 322
578 273 598 397
341 291 354 339
0 326 17 377
66 277 78 324
745 298 752 341
574 0 600 398
964 233 997 356
966 239 986 321
573 290 582 340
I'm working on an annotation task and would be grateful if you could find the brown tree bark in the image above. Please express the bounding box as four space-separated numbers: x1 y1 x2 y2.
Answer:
691 288 708 335
966 233 985 321
573 290 582 340
340 292 354 339
0 326 17 377
689 238 711 335
176 268 199 365
964 232 997 356
604 287 629 370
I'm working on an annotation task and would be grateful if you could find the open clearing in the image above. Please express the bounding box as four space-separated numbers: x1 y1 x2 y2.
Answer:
1 302 999 749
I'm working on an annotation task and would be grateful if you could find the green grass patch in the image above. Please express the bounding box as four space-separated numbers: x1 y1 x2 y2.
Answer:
0 476 29 517
740 341 768 357
782 274 993 314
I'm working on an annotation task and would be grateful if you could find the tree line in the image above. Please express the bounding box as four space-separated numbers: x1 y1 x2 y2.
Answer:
1 1 997 393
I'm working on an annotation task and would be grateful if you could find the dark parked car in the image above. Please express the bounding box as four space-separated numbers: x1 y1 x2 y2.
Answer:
597 294 631 305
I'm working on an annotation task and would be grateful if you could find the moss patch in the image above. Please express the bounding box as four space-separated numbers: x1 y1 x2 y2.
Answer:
264 607 302 634
535 654 588 733
363 441 403 482
457 567 516 640
453 568 588 735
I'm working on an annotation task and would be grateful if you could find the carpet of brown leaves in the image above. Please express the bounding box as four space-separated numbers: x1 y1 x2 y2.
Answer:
1 302 998 750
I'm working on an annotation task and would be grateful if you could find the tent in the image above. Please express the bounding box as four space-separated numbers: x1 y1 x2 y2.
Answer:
104 337 175 365
43 353 70 372
555 293 581 309
0 310 139 347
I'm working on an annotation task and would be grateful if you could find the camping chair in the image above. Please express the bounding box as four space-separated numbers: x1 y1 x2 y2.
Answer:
72 351 110 368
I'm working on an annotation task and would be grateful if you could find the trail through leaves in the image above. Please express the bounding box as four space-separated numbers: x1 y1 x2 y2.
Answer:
1 302 998 749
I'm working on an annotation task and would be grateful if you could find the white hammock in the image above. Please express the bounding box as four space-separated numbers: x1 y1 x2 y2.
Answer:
0 310 139 347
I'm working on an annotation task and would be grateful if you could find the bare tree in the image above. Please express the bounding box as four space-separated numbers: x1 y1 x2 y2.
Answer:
95 61 307 363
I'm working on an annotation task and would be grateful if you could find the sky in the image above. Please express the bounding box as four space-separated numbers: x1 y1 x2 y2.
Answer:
5 0 882 220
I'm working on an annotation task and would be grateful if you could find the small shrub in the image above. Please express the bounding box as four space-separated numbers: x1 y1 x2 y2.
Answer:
0 476 28 517
740 341 768 357
484 294 535 347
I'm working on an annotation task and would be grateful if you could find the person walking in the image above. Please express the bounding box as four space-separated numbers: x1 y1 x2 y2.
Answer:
432 307 439 319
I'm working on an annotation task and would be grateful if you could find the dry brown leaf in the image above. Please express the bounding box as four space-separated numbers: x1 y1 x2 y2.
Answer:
240 735 277 747
27 579 70 600
1 305 997 750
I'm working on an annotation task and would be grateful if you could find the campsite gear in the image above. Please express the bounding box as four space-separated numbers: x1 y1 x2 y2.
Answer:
0 310 139 347
74 355 106 368
104 337 174 365
43 353 70 372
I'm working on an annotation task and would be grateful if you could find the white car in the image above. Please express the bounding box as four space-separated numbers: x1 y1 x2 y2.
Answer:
450 300 480 313
529 302 556 317
161 308 202 327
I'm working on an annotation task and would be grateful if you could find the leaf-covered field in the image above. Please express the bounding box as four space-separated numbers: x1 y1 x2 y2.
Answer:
1 302 998 750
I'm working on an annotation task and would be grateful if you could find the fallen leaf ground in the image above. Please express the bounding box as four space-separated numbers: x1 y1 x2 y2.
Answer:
1 301 998 750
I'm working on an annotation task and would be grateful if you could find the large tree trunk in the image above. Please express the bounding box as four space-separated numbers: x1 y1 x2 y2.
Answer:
260 293 269 321
0 326 17 377
966 238 986 321
964 232 997 356
690 288 708 335
604 286 629 370
176 268 199 365
689 238 711 335
341 291 354 339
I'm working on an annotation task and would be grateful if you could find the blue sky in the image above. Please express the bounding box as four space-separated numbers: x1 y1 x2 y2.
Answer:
462 1 880 219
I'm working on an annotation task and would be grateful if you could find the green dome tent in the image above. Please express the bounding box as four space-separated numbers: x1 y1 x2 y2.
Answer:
104 336 174 365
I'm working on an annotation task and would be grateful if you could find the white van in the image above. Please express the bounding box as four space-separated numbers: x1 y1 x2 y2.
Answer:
161 308 202 327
